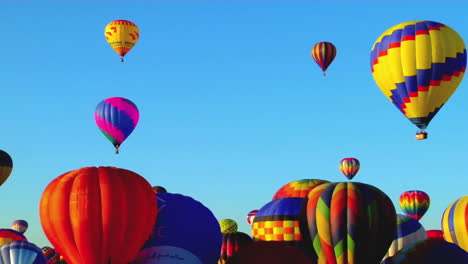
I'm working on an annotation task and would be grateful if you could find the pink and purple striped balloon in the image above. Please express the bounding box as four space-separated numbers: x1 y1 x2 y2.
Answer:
94 97 139 154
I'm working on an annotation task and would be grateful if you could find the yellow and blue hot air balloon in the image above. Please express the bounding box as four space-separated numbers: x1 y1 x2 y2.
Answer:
441 195 468 252
371 21 466 140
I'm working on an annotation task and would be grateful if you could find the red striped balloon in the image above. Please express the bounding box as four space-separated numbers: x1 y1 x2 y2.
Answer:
246 210 258 225
399 190 430 221
339 158 360 180
311 41 337 76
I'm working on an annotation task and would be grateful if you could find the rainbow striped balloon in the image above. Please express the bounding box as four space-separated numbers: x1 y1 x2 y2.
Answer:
94 97 139 154
399 190 430 221
339 157 360 180
441 195 468 252
272 179 329 200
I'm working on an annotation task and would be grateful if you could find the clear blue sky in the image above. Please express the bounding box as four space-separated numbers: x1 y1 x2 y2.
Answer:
1 1 468 248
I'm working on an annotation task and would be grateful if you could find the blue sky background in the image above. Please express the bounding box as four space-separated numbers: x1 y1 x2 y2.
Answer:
1 1 468 248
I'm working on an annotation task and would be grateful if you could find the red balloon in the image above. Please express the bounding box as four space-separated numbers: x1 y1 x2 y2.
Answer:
39 167 157 264
426 229 444 239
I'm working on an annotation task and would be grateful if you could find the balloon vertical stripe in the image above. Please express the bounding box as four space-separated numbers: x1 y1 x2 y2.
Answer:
442 195 468 251
311 41 337 75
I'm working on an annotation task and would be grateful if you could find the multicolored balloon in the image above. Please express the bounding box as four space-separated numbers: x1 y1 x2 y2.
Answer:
218 232 252 264
339 157 360 180
383 214 427 260
0 241 47 264
371 20 467 139
152 186 167 194
42 246 60 264
0 150 13 186
11 219 28 234
95 97 140 154
252 198 305 248
399 190 430 220
39 167 157 264
382 238 468 264
104 20 139 62
306 182 396 264
442 195 468 252
219 219 238 234
272 179 329 200
246 210 258 226
311 41 337 76
0 229 27 247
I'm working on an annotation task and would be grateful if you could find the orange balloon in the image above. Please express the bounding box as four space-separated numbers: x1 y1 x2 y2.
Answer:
39 167 157 264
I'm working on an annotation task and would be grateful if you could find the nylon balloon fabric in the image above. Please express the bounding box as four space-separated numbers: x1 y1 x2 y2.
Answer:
338 158 360 180
399 190 430 221
226 241 313 264
441 195 468 252
272 179 329 200
218 232 252 264
104 20 139 61
371 20 466 131
95 97 140 153
306 182 397 264
0 150 13 186
311 41 337 75
0 241 47 264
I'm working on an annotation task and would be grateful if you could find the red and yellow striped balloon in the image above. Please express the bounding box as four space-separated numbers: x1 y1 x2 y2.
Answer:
311 41 337 76
339 158 360 180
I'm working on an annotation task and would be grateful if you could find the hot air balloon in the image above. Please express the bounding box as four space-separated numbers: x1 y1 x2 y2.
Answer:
104 20 139 62
42 246 60 264
311 41 337 76
218 232 252 264
246 210 258 226
371 20 467 140
94 97 140 154
441 195 468 252
0 241 47 264
219 219 238 234
135 193 222 264
306 182 397 264
11 220 28 234
382 238 468 264
426 229 443 239
399 190 430 220
272 179 329 200
0 150 13 186
152 186 167 194
39 167 157 264
0 229 27 247
383 214 427 260
339 157 360 180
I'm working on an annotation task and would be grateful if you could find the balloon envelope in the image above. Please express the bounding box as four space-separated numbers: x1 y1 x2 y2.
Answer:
339 158 360 180
39 166 157 264
441 195 468 252
384 214 427 260
371 20 467 134
219 219 238 234
219 232 252 264
0 229 27 247
399 190 430 220
135 193 222 264
272 179 329 200
311 41 337 75
0 241 47 264
0 150 13 186
246 210 258 226
104 20 139 60
11 220 28 234
94 97 140 153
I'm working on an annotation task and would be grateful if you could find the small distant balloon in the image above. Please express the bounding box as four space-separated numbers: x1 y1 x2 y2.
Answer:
311 41 337 76
246 210 258 226
11 219 28 234
94 97 140 154
339 157 360 180
152 186 167 194
219 219 238 234
0 150 13 186
104 20 139 62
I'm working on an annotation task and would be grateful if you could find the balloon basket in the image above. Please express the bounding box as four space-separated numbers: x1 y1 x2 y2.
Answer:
415 132 428 140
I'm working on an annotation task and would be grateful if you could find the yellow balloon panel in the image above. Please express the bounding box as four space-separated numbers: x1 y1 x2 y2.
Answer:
104 20 139 57
371 21 466 130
